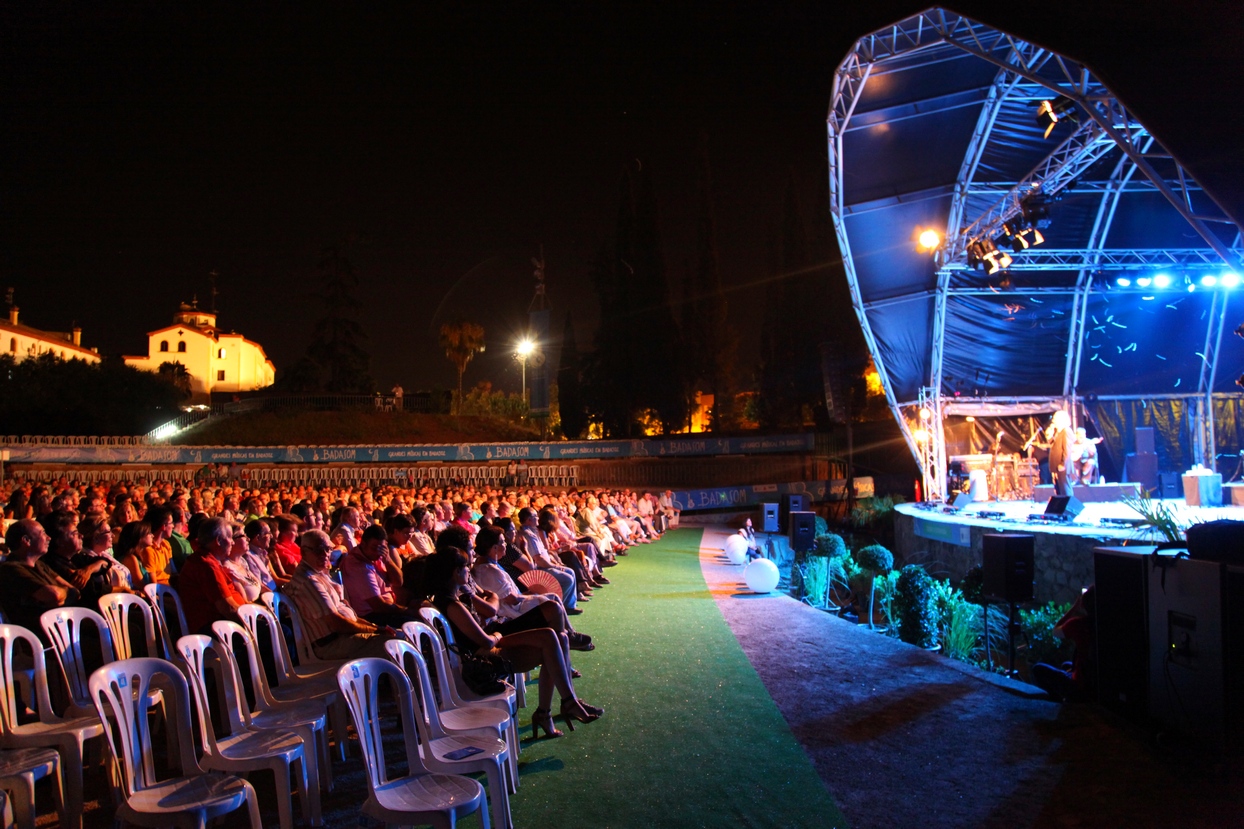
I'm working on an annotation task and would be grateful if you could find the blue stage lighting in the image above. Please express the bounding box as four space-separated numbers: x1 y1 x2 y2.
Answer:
1154 273 1172 288
1202 275 1218 287
1223 272 1240 288
1136 276 1152 287
1116 277 1131 287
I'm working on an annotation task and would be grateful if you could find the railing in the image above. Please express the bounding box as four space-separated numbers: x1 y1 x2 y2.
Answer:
221 392 446 416
0 435 152 446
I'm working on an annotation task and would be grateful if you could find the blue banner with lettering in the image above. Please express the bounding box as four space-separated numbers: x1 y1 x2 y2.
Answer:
4 433 816 465
671 476 873 512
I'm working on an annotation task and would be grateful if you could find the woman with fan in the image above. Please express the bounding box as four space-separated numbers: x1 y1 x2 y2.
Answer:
428 537 603 739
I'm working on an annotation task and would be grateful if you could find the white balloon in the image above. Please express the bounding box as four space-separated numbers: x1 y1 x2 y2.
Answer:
724 534 750 564
744 558 780 593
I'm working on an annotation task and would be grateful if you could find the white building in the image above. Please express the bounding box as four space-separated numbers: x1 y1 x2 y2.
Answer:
125 302 275 403
0 307 101 363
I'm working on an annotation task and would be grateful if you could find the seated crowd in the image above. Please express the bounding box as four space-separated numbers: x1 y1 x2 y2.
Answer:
0 475 678 823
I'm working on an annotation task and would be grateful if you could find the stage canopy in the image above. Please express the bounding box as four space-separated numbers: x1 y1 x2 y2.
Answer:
827 8 1244 496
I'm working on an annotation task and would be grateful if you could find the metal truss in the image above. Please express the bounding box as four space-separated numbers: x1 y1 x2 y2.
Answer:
829 7 1244 494
945 248 1240 272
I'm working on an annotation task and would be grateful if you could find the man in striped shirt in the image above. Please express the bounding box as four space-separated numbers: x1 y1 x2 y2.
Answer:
284 529 396 661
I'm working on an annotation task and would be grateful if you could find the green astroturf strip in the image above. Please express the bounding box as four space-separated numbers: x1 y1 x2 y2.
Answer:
506 528 848 829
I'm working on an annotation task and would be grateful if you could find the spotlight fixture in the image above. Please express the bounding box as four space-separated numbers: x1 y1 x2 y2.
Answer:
1018 193 1053 229
1035 96 1078 139
917 229 941 251
1116 277 1131 287
1233 322 1244 339
1202 274 1218 288
1236 373 1244 389
1136 276 1152 288
1153 273 1172 288
1223 272 1240 288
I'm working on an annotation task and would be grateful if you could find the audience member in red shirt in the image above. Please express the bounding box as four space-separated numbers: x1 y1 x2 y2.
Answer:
178 516 248 635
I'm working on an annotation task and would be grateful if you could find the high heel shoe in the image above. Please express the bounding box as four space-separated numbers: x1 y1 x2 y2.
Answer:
530 707 563 739
558 697 602 732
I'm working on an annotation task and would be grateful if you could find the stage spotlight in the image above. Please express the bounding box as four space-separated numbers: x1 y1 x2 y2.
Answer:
1154 273 1172 288
1116 277 1131 287
1202 274 1218 287
1223 272 1240 288
1233 322 1244 339
1236 373 1244 388
1036 96 1078 139
1019 193 1052 229
919 407 932 421
917 229 941 251
913 428 929 443
1136 276 1152 287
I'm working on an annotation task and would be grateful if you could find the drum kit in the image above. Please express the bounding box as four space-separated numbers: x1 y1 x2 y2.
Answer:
948 452 1040 501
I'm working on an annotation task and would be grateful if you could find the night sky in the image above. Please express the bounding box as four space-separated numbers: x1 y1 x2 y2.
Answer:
4 1 1242 395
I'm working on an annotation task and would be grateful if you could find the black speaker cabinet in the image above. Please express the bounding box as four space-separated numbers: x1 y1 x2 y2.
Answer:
1094 546 1150 724
779 493 808 533
1124 453 1158 492
1043 495 1083 519
761 503 779 533
789 511 816 552
982 533 1035 604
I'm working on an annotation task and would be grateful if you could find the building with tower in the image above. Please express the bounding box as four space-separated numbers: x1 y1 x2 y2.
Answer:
124 301 275 403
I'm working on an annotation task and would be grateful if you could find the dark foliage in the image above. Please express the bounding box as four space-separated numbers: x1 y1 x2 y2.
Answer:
557 312 587 439
895 564 939 648
0 353 184 435
287 239 375 394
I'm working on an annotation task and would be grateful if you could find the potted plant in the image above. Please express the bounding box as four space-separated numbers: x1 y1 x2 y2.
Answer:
894 564 938 648
854 543 893 630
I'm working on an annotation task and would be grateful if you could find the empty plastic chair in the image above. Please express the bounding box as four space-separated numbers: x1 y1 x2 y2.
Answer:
88 658 262 829
177 635 320 829
0 747 62 829
0 624 103 829
336 658 489 829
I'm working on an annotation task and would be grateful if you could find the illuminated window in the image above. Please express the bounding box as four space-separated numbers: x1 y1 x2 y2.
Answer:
217 370 225 381
159 340 169 352
218 348 226 358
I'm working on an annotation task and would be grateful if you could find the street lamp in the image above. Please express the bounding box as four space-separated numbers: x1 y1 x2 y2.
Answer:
515 338 535 402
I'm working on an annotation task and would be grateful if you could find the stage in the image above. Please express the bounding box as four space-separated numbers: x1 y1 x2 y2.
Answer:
893 494 1244 604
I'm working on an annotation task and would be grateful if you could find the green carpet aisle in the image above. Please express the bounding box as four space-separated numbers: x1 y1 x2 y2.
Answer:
507 528 847 828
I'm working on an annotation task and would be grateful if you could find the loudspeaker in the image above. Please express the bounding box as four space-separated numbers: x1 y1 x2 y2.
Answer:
1135 426 1155 455
761 503 779 534
789 511 816 552
1043 495 1083 519
1094 547 1150 724
1157 471 1181 499
982 533 1034 604
779 493 808 533
1124 453 1158 492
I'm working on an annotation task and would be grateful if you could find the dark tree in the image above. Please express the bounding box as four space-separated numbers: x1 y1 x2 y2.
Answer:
0 353 184 435
303 240 375 393
556 312 587 439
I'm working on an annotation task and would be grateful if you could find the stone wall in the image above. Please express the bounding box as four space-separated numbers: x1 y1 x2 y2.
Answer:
894 513 1104 604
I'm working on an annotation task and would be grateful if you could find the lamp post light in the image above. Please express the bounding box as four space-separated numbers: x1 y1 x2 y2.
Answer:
515 338 535 403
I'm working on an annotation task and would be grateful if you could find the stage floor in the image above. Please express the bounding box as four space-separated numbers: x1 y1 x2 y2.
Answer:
898 496 1244 542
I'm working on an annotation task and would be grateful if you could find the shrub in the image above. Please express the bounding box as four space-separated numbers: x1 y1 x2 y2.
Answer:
854 544 893 630
798 556 829 608
815 532 847 559
959 565 985 605
895 565 938 648
814 514 829 535
874 570 901 634
1020 601 1072 665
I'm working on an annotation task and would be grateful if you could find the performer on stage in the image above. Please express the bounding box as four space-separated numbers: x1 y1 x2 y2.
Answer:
1071 427 1102 484
1047 410 1074 497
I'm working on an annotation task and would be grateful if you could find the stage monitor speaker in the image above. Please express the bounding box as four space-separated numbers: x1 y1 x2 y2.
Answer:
779 493 808 533
1135 426 1156 456
789 511 816 553
1043 495 1083 519
1094 547 1150 724
761 503 779 534
1124 453 1158 492
982 534 1034 604
1157 471 1181 499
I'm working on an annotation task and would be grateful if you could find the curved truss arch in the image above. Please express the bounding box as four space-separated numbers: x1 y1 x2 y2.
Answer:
828 7 1244 498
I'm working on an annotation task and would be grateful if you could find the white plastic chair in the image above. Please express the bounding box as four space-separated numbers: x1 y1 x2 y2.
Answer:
177 635 320 829
262 593 346 678
336 658 490 829
0 747 62 829
143 583 189 659
398 623 519 783
212 621 348 765
97 593 162 661
415 609 517 716
88 657 263 829
0 624 102 829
